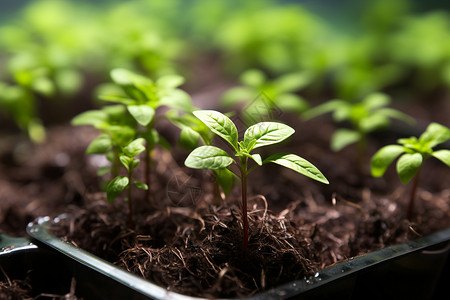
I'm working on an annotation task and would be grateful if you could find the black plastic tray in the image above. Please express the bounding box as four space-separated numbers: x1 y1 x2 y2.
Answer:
10 216 448 299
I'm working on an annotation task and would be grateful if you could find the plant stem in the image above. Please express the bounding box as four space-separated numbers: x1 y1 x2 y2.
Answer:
145 147 151 206
407 166 421 221
127 171 135 229
240 156 249 250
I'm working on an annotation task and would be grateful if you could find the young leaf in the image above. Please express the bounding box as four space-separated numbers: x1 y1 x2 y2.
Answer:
396 153 423 184
179 127 200 149
420 122 450 148
276 94 309 114
185 145 233 170
214 168 236 195
221 86 254 107
127 104 155 126
107 176 129 203
263 153 329 184
251 153 262 166
371 145 405 177
119 155 133 171
331 129 360 151
134 180 149 190
432 149 450 167
156 74 184 89
362 92 390 109
123 138 146 157
71 110 107 127
193 110 238 150
243 122 295 150
86 135 112 154
302 99 347 121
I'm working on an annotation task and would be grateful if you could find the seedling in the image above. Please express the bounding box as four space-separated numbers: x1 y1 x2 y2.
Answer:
107 138 148 228
72 104 136 178
371 122 450 220
99 68 194 202
184 110 328 249
0 82 46 143
222 69 310 125
303 92 414 172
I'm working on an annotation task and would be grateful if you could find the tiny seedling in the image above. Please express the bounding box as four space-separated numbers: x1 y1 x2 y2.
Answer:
107 138 148 228
303 92 414 172
0 82 46 143
222 69 310 125
371 122 450 220
184 110 328 249
99 68 194 203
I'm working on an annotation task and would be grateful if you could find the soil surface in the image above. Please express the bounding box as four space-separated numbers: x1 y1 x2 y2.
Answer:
1 92 449 298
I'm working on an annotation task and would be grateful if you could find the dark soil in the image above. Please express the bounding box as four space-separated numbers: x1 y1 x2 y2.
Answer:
1 95 449 298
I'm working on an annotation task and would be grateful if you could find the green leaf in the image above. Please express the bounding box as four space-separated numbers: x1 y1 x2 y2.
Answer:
275 94 309 114
362 92 390 110
110 68 151 87
371 145 405 177
263 153 329 184
123 138 146 157
159 89 194 112
185 146 233 170
273 71 312 92
119 155 133 171
432 149 450 167
374 108 415 125
107 176 129 203
97 166 110 176
243 122 295 151
331 129 360 151
302 99 348 121
214 168 236 195
134 180 149 190
71 110 107 127
86 135 112 154
221 86 255 107
179 127 200 149
240 69 266 87
127 105 155 126
193 110 238 150
251 153 262 166
156 74 184 89
396 153 423 184
99 94 136 105
420 122 450 148
359 114 389 133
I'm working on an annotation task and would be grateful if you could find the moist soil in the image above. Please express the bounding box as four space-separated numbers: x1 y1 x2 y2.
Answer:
1 97 450 298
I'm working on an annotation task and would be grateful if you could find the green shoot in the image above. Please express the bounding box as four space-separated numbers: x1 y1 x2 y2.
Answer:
371 122 450 220
184 110 328 249
107 138 148 228
99 68 194 204
222 69 310 125
303 92 414 173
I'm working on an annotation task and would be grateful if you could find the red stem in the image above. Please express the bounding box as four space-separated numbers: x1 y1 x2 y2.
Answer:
242 169 248 250
240 157 249 250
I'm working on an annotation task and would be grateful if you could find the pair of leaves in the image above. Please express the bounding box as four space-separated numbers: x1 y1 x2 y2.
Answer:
185 110 329 184
192 110 295 152
371 122 450 183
